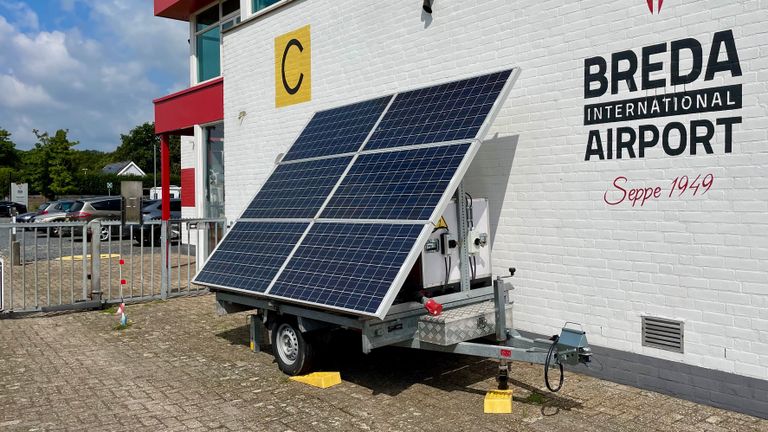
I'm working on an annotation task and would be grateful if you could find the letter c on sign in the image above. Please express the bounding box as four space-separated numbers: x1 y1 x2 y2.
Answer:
281 38 304 95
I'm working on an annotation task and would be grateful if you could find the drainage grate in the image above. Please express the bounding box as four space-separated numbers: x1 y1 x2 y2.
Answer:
642 316 684 353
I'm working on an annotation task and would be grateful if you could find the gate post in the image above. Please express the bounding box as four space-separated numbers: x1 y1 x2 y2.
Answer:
160 220 169 300
89 220 102 302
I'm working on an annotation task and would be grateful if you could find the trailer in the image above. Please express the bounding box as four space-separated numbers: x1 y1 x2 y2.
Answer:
215 194 593 392
195 68 593 393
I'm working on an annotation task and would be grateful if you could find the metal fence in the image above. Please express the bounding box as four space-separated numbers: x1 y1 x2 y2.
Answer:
0 218 226 315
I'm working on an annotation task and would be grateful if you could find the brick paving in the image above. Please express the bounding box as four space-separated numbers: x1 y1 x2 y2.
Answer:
1 295 766 432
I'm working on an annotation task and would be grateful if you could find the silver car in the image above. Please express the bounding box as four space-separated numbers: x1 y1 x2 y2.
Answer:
31 200 75 233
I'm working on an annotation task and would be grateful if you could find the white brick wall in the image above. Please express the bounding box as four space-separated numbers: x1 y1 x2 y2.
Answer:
222 0 768 380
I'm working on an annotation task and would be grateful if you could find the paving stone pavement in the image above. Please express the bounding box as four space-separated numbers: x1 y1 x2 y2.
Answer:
1 295 766 432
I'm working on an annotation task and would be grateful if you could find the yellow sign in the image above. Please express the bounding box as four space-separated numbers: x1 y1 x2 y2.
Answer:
275 25 311 107
435 216 449 230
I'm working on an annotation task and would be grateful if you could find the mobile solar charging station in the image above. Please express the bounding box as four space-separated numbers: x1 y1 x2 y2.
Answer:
194 69 593 393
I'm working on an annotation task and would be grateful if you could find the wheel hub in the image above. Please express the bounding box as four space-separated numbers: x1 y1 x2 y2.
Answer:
276 323 299 365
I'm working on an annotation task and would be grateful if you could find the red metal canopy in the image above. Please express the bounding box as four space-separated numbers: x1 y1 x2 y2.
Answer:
155 0 213 21
154 78 223 135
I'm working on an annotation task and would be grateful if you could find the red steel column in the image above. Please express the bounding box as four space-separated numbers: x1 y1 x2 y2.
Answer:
160 134 171 221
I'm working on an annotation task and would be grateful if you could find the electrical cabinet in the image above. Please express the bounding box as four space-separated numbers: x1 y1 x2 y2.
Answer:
398 197 491 303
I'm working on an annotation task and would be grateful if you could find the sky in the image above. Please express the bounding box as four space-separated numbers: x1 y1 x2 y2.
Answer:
0 0 188 152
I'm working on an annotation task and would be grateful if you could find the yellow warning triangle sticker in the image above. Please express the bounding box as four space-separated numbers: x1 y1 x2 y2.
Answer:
435 216 448 229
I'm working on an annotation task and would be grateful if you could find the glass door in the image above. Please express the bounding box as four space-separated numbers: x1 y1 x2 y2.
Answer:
204 124 225 219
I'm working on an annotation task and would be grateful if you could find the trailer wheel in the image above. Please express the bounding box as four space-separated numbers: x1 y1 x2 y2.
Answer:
271 317 315 376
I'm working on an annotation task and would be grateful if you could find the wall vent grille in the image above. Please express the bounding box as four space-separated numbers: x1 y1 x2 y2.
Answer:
642 316 684 353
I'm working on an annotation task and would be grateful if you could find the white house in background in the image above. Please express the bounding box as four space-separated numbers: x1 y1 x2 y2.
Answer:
101 161 146 177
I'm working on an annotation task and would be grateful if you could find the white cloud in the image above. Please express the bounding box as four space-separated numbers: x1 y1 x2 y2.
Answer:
0 1 39 31
0 1 188 151
0 74 57 107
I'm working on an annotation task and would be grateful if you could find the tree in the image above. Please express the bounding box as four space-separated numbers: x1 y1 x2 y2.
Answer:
0 128 20 168
71 149 109 174
26 129 79 198
0 128 20 199
111 122 180 178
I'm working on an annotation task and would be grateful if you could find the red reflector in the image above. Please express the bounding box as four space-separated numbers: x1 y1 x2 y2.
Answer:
120 279 126 285
500 349 512 358
119 259 125 265
424 298 443 316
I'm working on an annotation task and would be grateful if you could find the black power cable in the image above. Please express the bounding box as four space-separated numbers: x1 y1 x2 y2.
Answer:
544 335 564 392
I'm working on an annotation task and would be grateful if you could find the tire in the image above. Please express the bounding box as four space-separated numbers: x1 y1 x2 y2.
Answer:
99 226 111 241
271 317 315 376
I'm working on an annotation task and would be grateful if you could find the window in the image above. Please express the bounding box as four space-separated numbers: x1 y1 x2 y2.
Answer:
92 199 121 211
193 0 240 83
252 0 281 14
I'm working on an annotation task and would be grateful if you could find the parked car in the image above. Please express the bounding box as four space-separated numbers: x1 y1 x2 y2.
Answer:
0 201 27 217
31 200 76 233
14 208 41 224
62 196 123 240
132 199 181 246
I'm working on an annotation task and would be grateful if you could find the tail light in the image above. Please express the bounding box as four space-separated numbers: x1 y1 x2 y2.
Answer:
423 298 443 316
69 211 92 219
39 210 48 215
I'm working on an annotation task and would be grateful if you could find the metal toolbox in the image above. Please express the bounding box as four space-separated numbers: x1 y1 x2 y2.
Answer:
418 301 513 346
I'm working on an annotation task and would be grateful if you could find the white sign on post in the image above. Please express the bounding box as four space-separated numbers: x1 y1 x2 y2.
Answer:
10 183 28 208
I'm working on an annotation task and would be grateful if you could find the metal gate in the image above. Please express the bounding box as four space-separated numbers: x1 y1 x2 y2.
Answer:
0 218 226 315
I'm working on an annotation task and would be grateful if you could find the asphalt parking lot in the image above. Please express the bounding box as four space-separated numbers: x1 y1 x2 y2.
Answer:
1 295 766 432
0 218 168 262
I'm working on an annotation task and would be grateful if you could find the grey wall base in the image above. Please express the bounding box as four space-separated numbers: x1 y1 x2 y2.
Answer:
519 331 768 420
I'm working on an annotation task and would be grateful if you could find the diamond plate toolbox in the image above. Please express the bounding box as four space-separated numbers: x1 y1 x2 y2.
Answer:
417 301 514 346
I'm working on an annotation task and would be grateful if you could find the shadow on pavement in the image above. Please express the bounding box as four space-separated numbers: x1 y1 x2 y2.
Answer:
215 323 583 412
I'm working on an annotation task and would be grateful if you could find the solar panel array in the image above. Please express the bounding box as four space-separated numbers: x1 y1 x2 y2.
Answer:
321 143 472 221
282 96 392 161
269 223 424 313
194 222 308 293
365 70 512 150
194 68 517 318
241 156 352 219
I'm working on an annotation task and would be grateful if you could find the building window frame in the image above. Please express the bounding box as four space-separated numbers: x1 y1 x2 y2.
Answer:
247 0 289 19
191 0 241 85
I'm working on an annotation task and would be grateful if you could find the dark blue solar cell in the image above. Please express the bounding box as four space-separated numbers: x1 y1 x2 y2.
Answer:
281 96 392 161
241 156 352 219
268 223 424 314
194 222 308 292
364 69 512 150
321 143 471 221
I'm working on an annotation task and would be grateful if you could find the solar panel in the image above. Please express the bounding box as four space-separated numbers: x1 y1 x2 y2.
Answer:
195 68 519 318
241 156 352 219
364 70 512 150
281 96 392 161
267 223 425 314
321 143 471 221
194 222 308 292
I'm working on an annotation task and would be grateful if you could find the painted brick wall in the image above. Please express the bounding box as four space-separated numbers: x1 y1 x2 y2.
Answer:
222 0 768 380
